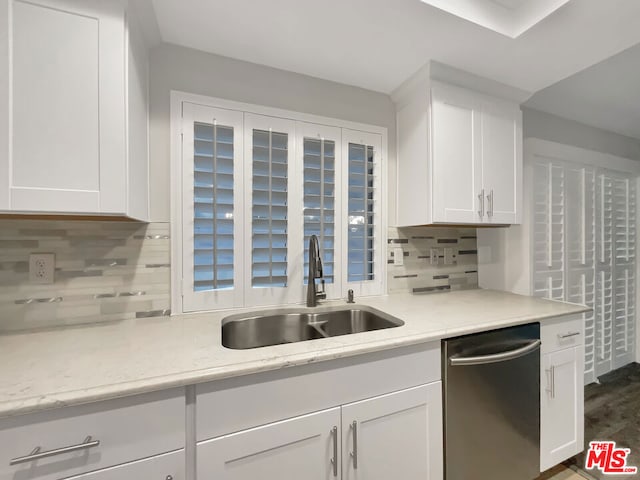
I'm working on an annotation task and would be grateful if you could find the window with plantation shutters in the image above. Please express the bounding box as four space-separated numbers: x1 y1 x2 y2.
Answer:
178 99 384 312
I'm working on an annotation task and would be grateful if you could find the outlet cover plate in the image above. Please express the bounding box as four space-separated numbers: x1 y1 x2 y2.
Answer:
29 253 55 284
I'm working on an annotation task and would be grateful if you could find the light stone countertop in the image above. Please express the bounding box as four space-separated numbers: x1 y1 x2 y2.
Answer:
0 289 589 419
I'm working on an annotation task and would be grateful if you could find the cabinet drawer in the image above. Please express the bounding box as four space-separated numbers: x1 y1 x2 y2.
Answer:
65 450 184 480
0 389 185 480
541 314 584 353
197 342 440 441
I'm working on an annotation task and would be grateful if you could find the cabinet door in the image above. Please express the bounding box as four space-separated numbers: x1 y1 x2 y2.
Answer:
541 347 584 471
64 450 184 480
6 0 125 213
341 383 443 480
431 84 483 224
481 100 522 224
198 407 341 480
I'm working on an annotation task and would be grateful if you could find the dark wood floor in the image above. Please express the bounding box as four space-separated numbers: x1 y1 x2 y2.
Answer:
565 362 640 480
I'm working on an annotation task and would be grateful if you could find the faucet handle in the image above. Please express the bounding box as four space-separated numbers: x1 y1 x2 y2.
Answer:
318 279 326 298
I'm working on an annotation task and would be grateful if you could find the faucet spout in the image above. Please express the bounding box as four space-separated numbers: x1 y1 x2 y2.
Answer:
307 235 327 307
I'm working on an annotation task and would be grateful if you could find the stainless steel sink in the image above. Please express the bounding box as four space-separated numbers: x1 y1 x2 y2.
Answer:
221 306 404 349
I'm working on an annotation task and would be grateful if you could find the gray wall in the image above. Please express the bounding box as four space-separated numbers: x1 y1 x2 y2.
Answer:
149 43 397 223
523 107 640 161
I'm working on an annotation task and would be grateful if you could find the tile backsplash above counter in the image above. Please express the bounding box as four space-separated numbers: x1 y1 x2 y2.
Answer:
0 221 476 333
0 221 171 332
386 227 478 294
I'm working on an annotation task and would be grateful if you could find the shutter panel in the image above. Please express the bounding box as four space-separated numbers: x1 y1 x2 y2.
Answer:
251 128 289 288
342 130 383 297
244 114 299 307
595 172 614 376
298 122 343 300
303 137 336 284
611 176 636 369
532 161 565 299
182 103 244 312
565 165 596 383
347 142 375 282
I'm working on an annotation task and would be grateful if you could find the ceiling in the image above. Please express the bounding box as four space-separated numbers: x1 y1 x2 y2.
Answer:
148 0 640 97
525 43 640 139
420 0 571 38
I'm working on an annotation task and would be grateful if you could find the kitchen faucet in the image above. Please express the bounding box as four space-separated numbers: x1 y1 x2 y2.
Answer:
306 235 327 307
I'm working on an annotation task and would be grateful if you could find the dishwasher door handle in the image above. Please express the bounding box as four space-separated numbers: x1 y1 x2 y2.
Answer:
449 339 541 366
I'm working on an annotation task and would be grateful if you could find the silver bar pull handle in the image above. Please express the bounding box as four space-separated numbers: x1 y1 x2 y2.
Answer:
10 436 100 466
558 331 580 339
330 426 338 477
350 421 359 469
546 365 556 398
478 188 485 219
487 189 494 217
449 339 541 366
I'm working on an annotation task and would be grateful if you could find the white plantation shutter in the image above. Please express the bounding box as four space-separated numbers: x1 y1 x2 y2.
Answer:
182 103 244 312
298 123 342 299
532 161 565 300
244 114 301 307
565 165 596 383
611 175 636 369
343 129 382 297
531 157 636 384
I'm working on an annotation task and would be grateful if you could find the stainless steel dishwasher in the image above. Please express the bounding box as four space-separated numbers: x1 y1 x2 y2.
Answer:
443 323 541 480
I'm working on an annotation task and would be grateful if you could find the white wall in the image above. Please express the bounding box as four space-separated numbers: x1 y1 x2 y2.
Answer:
522 107 640 161
148 43 397 224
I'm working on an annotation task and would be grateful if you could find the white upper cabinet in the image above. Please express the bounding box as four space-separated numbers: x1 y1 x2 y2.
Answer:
393 65 523 226
430 84 483 224
0 0 149 219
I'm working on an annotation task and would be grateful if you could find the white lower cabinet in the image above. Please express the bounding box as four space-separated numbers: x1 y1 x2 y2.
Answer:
197 383 443 480
540 345 585 471
540 315 585 472
66 450 184 480
197 407 341 480
341 383 443 480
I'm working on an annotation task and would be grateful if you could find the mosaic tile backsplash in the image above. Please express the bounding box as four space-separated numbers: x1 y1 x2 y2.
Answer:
0 220 170 332
387 227 478 294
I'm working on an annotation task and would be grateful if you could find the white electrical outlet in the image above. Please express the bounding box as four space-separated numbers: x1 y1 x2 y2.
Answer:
444 248 455 265
393 248 404 266
29 253 55 284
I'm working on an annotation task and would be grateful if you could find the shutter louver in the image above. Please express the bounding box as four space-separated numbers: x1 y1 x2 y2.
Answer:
251 129 289 288
303 137 335 284
193 122 235 292
347 142 375 283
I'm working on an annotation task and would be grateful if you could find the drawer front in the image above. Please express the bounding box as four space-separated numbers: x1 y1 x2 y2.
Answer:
65 450 185 480
0 389 185 480
196 342 440 441
541 314 584 353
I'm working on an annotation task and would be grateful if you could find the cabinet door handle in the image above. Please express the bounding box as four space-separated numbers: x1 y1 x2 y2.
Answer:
546 365 556 399
558 331 580 339
487 189 494 217
10 436 100 465
330 426 338 477
478 189 485 218
350 421 359 469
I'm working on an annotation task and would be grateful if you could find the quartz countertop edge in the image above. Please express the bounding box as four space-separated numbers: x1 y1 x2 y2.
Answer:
0 289 590 419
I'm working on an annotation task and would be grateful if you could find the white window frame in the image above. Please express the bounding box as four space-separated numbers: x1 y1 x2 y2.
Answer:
170 91 388 315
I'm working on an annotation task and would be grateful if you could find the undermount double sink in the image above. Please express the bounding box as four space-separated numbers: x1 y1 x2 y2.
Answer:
222 305 405 350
